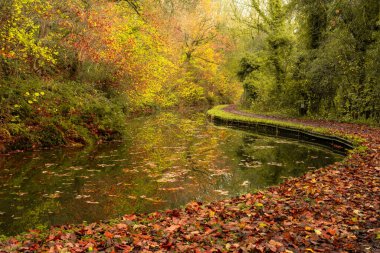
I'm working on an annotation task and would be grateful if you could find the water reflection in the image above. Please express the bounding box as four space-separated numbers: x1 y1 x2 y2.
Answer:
0 112 343 235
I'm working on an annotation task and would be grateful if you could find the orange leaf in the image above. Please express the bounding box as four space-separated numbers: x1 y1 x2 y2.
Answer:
104 231 114 239
327 228 336 235
165 225 180 233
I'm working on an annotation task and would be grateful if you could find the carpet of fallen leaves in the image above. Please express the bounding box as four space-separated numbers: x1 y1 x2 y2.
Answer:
1 107 379 252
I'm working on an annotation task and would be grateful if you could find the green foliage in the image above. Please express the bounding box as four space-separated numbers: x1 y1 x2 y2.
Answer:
237 0 380 122
0 0 58 76
0 77 127 152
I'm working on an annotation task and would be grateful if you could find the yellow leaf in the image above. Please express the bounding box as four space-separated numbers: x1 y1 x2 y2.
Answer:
255 202 263 208
314 229 322 235
209 210 215 218
259 222 267 228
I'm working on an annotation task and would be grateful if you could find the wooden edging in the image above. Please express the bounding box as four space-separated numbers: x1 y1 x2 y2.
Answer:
208 113 354 155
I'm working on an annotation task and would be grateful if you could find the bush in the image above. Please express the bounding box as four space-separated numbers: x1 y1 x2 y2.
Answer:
0 77 128 153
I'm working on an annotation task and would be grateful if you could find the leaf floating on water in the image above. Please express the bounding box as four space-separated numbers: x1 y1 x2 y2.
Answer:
127 195 137 200
214 190 229 195
159 187 184 191
87 169 101 172
12 192 27 196
242 161 262 168
210 169 230 177
267 162 283 167
75 195 90 199
129 151 146 155
253 145 275 150
112 159 129 162
157 178 178 183
45 163 57 168
0 212 5 215
123 168 139 173
157 170 189 183
86 201 99 204
55 173 71 177
44 192 61 199
42 171 55 175
97 164 116 168
68 166 83 171
241 181 250 187
274 140 293 144
146 162 157 168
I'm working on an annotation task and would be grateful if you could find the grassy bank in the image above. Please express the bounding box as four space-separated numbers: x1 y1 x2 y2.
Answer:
207 105 366 152
0 78 128 154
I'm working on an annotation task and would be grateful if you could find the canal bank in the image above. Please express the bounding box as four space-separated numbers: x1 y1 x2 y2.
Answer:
1 106 379 252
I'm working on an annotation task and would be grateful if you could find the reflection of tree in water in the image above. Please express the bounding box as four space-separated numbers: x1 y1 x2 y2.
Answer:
235 133 342 189
0 112 342 235
235 134 311 187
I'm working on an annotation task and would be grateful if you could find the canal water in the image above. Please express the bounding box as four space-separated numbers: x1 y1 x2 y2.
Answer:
0 112 343 235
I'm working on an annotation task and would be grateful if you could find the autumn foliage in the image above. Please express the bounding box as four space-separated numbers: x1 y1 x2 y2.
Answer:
0 0 241 112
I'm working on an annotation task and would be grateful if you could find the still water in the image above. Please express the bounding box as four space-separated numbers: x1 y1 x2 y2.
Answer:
0 112 343 235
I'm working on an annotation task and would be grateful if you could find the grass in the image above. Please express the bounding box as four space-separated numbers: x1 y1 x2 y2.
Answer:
207 105 366 152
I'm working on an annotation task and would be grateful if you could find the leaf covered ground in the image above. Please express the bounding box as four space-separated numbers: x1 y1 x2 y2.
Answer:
1 107 379 252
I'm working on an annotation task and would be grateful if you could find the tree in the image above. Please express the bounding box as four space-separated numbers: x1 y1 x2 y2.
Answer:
234 0 294 108
0 0 58 77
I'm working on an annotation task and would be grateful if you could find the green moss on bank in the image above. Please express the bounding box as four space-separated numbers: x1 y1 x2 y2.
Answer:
0 77 128 153
207 105 365 150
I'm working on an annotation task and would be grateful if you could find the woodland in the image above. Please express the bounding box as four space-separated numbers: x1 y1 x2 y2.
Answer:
0 0 379 252
0 0 379 152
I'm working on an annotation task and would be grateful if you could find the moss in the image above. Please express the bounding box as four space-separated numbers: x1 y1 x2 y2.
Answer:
207 105 364 150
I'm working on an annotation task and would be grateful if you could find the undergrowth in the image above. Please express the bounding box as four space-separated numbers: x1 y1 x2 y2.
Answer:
0 77 128 153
